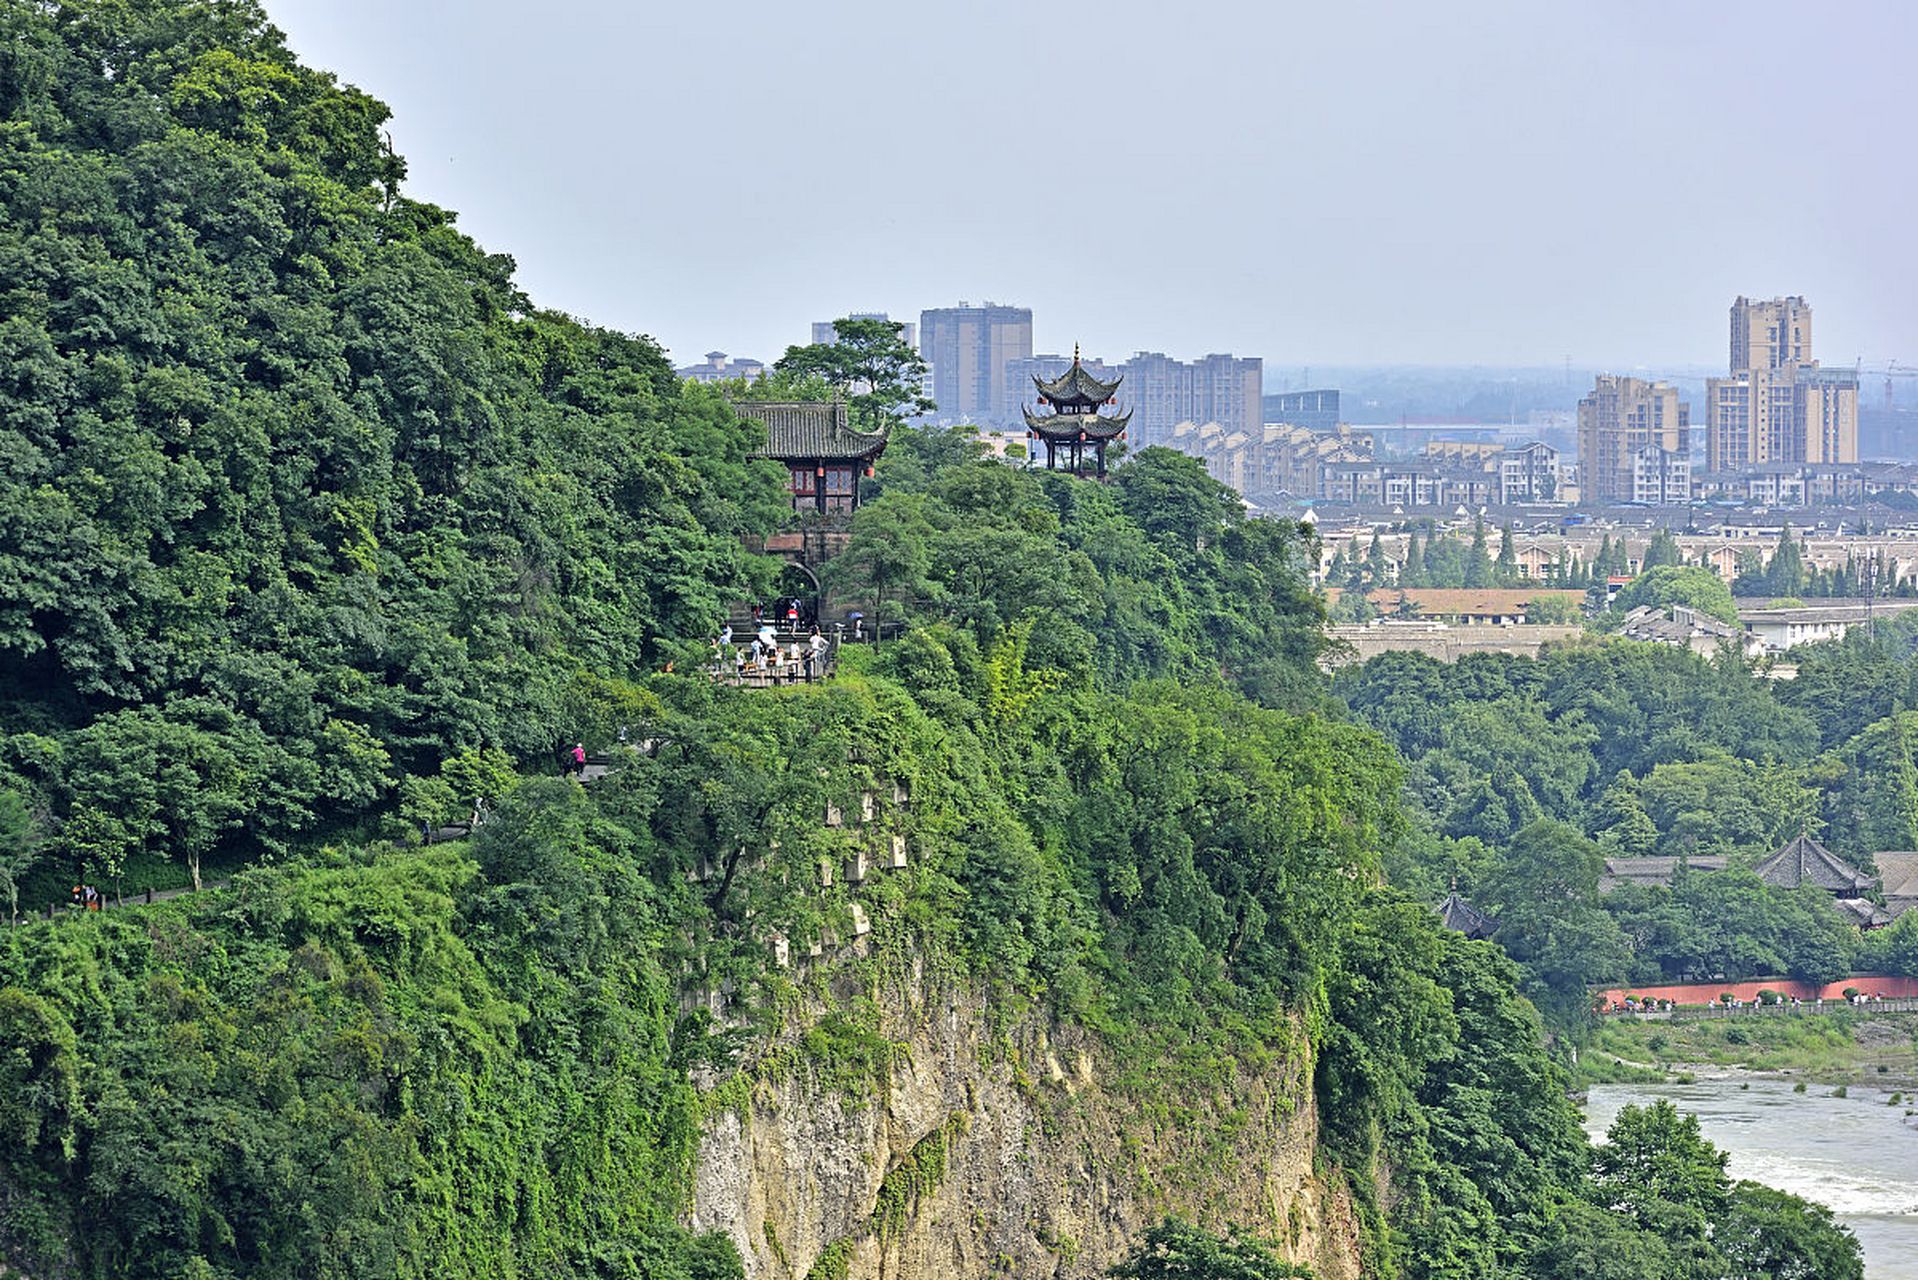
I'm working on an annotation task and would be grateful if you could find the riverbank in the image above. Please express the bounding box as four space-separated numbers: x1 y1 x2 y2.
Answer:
1581 1009 1918 1088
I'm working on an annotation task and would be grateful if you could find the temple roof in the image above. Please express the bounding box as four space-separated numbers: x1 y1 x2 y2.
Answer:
1752 833 1875 893
1873 851 1918 901
1835 897 1894 928
738 401 890 461
1033 352 1123 408
1599 855 1728 891
1435 891 1497 940
1024 405 1131 440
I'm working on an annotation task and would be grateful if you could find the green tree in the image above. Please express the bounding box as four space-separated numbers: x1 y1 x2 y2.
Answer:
1767 524 1807 596
824 494 937 636
1641 529 1681 570
1401 532 1427 587
1718 1182 1864 1280
1465 515 1493 587
1591 1100 1728 1272
1477 820 1631 1011
1495 523 1521 585
0 787 41 925
773 316 933 429
1365 530 1389 588
1108 1219 1309 1279
1609 566 1739 625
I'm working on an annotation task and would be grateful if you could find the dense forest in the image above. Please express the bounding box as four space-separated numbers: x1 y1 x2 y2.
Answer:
1337 616 1918 1018
0 3 1866 1280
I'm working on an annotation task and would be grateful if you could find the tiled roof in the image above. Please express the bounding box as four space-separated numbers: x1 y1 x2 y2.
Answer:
1873 851 1918 900
1835 897 1893 928
1023 405 1130 440
1600 856 1729 890
1033 357 1123 406
1435 891 1497 939
1752 834 1875 893
737 401 889 461
1338 588 1585 617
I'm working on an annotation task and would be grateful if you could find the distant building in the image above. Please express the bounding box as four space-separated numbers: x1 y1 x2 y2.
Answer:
1707 296 1858 468
1577 375 1690 504
678 351 768 384
919 303 1033 425
1265 389 1341 433
1124 351 1262 451
811 313 915 350
1499 441 1561 503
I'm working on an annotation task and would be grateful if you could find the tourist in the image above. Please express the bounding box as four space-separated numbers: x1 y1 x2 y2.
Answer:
719 622 733 648
810 629 828 678
750 636 764 668
786 599 799 627
572 743 586 775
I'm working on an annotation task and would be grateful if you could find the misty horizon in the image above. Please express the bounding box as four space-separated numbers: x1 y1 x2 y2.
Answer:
263 0 1915 373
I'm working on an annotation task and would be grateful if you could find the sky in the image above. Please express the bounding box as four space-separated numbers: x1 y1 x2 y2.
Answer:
262 0 1916 375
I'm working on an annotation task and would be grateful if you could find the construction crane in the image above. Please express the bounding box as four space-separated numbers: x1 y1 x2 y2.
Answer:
1853 359 1918 412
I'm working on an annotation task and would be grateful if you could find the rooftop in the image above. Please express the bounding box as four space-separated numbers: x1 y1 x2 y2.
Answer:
737 401 890 461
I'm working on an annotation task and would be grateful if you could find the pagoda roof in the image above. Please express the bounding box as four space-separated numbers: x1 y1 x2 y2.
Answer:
1024 405 1131 441
1435 891 1497 940
1033 355 1123 407
1751 833 1875 893
738 401 889 462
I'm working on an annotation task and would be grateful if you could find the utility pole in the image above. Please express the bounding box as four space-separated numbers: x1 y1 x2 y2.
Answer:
1866 547 1878 642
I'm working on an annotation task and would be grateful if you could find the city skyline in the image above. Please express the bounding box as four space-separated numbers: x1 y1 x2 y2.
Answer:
261 0 1916 372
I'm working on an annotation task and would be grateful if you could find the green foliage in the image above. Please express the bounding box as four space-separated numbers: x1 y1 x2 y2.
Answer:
1609 566 1739 625
1108 1219 1311 1279
0 0 783 903
774 316 933 429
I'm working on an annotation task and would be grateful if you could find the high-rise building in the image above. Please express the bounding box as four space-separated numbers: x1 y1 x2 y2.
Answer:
1707 296 1857 469
1264 389 1342 433
918 303 1033 424
1578 375 1690 504
811 313 915 350
1120 351 1262 450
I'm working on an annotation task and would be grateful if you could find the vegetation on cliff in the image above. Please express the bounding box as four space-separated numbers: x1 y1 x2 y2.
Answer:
0 4 1866 1280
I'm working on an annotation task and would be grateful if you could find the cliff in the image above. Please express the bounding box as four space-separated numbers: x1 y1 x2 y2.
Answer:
691 956 1363 1280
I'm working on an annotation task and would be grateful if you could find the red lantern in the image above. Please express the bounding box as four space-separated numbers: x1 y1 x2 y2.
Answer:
815 465 826 477
864 466 874 477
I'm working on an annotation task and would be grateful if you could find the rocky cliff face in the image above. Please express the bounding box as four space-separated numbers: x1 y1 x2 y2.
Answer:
690 957 1363 1280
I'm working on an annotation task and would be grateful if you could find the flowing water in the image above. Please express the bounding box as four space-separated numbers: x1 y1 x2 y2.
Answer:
1586 1077 1918 1279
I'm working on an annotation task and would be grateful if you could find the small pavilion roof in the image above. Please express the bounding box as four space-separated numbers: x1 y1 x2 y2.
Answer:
1751 833 1875 894
1024 404 1131 440
1033 351 1123 407
1435 890 1497 940
738 401 889 461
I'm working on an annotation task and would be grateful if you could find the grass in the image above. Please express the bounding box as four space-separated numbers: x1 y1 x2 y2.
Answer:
1588 1011 1918 1085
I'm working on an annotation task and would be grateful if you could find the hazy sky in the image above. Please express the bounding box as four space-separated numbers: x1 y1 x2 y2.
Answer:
263 0 1915 373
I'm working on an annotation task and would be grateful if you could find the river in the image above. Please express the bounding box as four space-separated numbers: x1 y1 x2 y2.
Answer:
1586 1077 1918 1279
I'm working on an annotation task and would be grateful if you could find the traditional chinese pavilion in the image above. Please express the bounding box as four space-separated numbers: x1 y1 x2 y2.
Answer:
1023 346 1129 478
739 401 889 514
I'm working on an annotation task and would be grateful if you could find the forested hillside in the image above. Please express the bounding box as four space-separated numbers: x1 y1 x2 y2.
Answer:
1339 616 1918 1014
0 4 1864 1280
0 0 786 904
